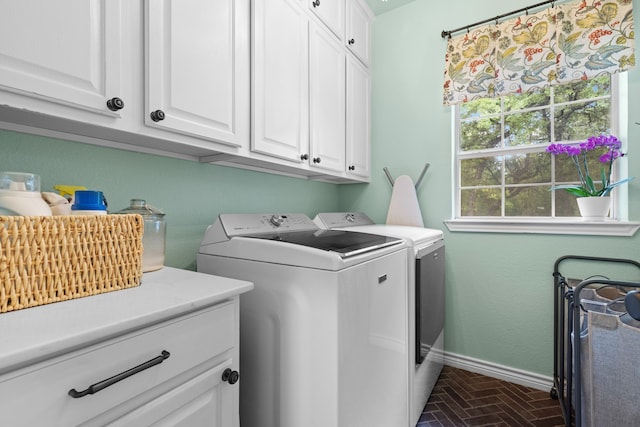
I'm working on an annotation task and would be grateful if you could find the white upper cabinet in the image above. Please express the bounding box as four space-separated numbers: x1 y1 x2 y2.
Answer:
0 0 372 182
308 0 345 41
145 0 249 148
346 0 373 66
252 0 370 179
346 55 370 179
0 0 123 116
309 25 346 173
251 0 309 163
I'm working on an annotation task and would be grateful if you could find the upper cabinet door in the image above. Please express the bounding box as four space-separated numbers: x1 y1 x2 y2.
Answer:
346 56 370 179
0 0 123 116
309 24 345 173
252 0 309 162
145 0 249 147
308 0 345 41
346 0 372 66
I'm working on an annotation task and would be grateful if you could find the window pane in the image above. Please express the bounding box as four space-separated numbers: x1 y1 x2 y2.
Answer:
505 109 550 146
555 190 581 217
505 152 551 184
503 89 550 112
554 99 610 141
460 117 501 151
461 157 502 186
554 74 610 104
554 148 608 184
505 186 550 216
459 98 501 120
461 188 501 216
555 154 579 182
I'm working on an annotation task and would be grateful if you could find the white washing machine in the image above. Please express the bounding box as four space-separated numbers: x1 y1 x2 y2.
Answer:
197 213 410 427
314 212 445 426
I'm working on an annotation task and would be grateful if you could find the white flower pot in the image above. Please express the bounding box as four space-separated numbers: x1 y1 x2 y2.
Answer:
576 197 612 221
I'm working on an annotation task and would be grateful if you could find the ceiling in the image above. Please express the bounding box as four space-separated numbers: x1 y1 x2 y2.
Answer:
364 0 416 15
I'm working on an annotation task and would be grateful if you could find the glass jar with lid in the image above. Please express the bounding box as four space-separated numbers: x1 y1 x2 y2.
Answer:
117 199 166 272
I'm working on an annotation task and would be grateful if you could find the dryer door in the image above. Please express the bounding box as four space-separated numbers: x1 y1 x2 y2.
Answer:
416 240 445 364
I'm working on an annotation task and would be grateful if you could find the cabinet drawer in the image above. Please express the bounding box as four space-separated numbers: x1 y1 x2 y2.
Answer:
0 302 236 427
107 359 235 427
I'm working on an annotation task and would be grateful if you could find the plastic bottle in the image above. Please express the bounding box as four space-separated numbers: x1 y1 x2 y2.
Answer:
0 172 52 216
71 190 108 215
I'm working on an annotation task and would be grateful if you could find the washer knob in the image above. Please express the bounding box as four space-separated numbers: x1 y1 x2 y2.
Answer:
269 214 285 227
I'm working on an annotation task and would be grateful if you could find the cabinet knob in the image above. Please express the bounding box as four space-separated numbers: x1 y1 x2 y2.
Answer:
312 0 320 7
313 157 321 164
348 38 355 45
222 368 240 385
300 153 309 161
150 110 166 122
106 97 124 111
348 165 355 171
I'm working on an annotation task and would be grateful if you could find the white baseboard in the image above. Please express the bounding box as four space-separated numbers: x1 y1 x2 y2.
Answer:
444 352 554 392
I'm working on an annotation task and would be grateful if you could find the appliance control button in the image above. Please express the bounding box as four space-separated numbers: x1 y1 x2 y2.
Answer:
269 214 285 227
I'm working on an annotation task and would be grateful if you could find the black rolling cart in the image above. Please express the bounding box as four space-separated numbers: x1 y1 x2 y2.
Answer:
551 255 640 427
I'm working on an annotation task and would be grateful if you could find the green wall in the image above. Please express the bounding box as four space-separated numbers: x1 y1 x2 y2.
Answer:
339 0 640 377
0 131 340 270
1 0 638 379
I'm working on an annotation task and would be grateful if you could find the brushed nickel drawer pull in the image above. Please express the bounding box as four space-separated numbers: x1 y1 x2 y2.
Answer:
68 350 170 398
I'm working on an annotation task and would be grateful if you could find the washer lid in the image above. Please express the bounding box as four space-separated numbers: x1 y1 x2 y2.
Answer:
242 229 402 258
349 224 443 247
314 212 443 247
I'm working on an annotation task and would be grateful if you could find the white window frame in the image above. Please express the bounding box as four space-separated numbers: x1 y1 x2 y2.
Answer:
445 73 640 236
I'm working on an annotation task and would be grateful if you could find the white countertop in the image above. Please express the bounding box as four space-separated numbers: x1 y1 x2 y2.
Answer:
0 267 253 375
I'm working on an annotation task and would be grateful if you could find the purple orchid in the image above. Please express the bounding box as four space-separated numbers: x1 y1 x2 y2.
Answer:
545 134 634 197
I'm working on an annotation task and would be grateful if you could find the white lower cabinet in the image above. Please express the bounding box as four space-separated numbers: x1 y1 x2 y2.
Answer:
0 301 241 427
108 361 235 427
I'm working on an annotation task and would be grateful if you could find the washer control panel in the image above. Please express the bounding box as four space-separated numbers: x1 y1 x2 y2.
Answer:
219 213 318 236
314 212 376 229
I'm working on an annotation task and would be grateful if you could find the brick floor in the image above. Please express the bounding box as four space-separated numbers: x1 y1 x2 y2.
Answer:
417 366 565 427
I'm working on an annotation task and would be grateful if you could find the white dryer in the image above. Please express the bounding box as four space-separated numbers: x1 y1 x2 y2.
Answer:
197 213 410 427
314 212 445 426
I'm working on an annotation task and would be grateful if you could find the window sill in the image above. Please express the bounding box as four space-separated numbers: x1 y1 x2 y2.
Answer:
444 218 640 236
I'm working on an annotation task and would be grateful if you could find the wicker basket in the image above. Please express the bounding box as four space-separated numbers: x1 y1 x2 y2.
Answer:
0 214 143 313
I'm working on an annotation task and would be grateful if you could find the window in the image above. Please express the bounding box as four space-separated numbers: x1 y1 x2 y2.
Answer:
454 74 621 219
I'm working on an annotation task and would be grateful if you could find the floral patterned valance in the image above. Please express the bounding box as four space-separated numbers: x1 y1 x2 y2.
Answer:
443 0 635 105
